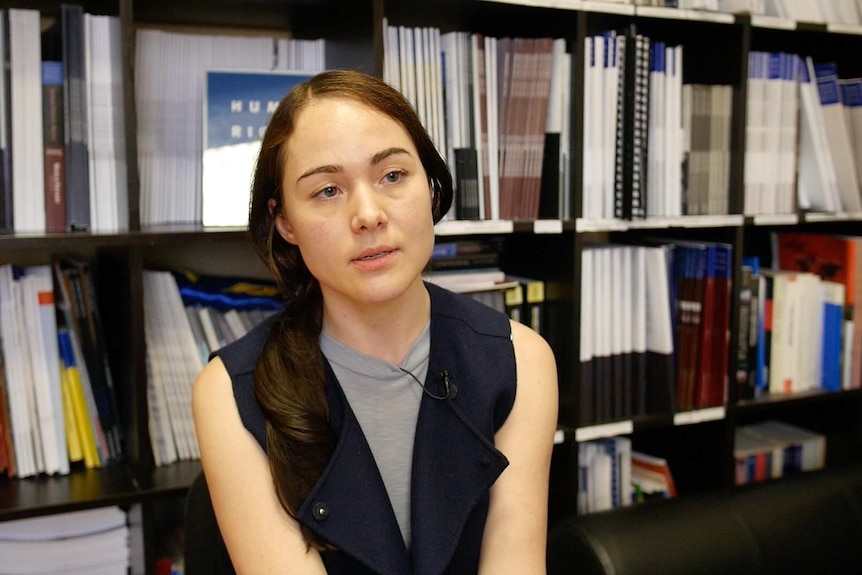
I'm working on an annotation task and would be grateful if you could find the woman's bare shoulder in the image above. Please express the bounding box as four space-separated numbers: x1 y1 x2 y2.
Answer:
191 358 327 574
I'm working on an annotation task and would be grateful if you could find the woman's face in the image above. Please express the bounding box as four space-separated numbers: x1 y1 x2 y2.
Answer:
274 96 435 310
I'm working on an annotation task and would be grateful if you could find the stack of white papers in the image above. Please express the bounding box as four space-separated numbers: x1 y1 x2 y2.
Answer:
0 507 129 575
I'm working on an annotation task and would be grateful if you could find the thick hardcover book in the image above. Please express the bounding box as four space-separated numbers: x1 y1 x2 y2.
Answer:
202 70 317 227
699 243 732 407
674 243 707 411
42 61 66 233
61 4 90 232
694 244 718 407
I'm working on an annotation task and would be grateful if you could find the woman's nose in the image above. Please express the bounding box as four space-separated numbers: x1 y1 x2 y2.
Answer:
350 184 388 232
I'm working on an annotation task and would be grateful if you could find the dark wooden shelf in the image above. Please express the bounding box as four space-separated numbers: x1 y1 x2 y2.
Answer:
131 460 202 500
0 230 139 250
0 461 204 523
0 465 140 522
735 388 862 415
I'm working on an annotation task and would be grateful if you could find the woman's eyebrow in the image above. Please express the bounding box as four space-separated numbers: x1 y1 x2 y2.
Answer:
296 148 411 183
371 147 412 165
297 164 342 183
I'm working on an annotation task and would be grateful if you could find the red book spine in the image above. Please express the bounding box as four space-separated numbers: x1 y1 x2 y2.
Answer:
42 62 67 233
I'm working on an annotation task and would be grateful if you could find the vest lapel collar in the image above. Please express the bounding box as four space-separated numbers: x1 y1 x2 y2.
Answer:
409 311 510 575
296 364 411 575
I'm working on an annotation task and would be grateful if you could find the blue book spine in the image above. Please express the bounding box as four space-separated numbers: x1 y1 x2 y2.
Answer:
768 52 782 81
840 79 862 109
743 256 768 395
813 61 842 106
600 438 620 509
431 242 458 258
821 297 843 392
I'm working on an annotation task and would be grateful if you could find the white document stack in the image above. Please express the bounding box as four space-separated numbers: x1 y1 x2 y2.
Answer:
0 507 130 575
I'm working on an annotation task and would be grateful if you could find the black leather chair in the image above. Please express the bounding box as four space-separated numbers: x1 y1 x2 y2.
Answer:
184 472 235 575
546 465 862 575
188 465 862 574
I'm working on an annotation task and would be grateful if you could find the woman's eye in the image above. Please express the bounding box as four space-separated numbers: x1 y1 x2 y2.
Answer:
315 186 339 199
383 170 404 184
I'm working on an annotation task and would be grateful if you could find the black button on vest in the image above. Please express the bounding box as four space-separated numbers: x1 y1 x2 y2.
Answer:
312 502 329 521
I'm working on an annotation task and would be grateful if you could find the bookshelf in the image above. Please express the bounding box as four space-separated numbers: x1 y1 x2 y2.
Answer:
1 0 862 572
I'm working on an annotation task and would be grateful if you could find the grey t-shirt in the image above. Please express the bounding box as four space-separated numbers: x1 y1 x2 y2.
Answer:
320 323 429 548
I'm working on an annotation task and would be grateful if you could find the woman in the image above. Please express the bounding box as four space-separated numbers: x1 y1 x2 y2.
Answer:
192 69 558 574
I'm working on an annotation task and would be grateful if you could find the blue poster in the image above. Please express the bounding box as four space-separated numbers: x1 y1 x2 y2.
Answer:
202 70 317 227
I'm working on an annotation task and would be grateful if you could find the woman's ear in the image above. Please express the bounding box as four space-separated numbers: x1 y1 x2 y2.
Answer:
269 198 297 245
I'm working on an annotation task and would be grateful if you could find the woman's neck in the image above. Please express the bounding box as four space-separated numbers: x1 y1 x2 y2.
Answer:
321 280 431 365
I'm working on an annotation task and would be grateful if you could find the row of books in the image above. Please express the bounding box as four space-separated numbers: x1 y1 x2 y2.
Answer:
585 30 733 223
734 420 825 485
427 238 548 333
0 506 130 574
743 51 798 216
383 22 571 221
581 419 825 513
744 52 862 218
578 436 677 514
723 0 862 24
631 0 724 7
0 259 121 478
632 0 862 24
643 39 687 217
797 60 862 215
143 270 282 466
422 267 546 335
582 31 628 221
136 28 325 227
737 233 862 400
580 240 732 425
0 6 129 235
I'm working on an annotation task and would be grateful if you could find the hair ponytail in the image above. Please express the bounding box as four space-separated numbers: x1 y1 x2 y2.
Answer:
253 286 337 550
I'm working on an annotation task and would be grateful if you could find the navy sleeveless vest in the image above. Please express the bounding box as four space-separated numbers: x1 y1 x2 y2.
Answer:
215 282 517 575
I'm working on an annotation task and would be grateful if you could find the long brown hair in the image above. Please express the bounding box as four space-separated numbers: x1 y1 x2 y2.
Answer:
248 69 453 549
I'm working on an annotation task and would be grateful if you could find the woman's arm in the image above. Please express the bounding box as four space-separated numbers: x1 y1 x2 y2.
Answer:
192 358 328 575
478 320 559 575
